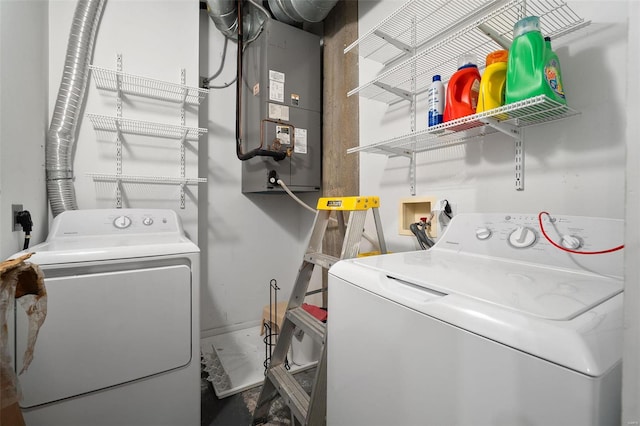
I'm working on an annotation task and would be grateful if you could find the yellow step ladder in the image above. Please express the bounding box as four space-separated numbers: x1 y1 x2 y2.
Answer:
252 196 387 425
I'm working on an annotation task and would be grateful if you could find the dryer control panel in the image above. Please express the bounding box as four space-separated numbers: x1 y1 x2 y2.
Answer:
48 209 183 238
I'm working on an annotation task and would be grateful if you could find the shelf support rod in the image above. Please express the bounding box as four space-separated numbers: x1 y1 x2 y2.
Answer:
180 68 186 209
409 13 417 196
373 29 411 55
409 151 417 195
476 23 512 50
515 129 524 190
380 146 413 158
479 117 519 138
480 117 524 190
116 54 123 208
373 82 412 102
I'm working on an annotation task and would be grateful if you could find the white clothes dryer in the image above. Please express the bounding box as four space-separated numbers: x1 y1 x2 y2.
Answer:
328 213 623 426
10 208 200 426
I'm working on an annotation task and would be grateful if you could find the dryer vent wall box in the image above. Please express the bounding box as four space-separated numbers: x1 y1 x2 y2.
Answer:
242 19 321 193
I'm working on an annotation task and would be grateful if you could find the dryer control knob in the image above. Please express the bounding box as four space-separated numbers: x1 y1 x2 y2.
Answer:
113 215 132 229
508 226 536 248
142 217 154 226
561 235 582 250
475 227 492 240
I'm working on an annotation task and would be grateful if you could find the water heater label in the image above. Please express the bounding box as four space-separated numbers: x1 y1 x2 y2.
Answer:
269 103 290 121
295 128 308 154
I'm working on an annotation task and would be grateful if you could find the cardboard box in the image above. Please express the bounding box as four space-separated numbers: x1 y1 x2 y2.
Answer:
261 301 288 336
1 253 46 425
1 402 26 426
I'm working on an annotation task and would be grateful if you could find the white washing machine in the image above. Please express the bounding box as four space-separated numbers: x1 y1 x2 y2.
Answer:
9 208 200 426
328 213 623 426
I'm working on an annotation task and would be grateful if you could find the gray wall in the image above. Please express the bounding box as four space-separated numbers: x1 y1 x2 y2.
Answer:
357 0 638 423
1 0 317 338
0 0 48 260
3 7 637 415
47 0 201 241
358 0 628 248
198 12 318 336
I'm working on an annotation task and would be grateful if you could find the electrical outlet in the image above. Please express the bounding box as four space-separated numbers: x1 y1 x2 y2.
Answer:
12 204 23 231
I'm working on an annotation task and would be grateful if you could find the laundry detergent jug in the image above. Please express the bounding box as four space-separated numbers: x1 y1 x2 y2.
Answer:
543 36 566 103
505 16 567 105
443 54 481 122
476 50 508 113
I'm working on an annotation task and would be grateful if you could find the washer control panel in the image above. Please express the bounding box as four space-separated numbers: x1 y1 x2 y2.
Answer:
507 226 537 248
437 213 624 277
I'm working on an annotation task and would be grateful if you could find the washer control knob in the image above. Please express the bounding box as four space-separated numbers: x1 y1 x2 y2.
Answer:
113 215 132 229
142 217 154 226
561 235 582 250
475 227 492 240
508 226 536 248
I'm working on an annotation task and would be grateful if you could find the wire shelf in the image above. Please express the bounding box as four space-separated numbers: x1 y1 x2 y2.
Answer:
87 114 207 141
345 0 496 61
90 66 209 105
348 95 578 155
87 173 207 185
347 0 589 103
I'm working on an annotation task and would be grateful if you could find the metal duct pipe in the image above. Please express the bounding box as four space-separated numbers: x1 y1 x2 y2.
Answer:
206 0 238 38
208 0 337 38
46 0 106 217
267 0 338 24
207 0 267 41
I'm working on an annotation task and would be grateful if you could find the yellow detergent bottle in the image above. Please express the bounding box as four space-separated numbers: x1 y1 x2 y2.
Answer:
476 49 508 113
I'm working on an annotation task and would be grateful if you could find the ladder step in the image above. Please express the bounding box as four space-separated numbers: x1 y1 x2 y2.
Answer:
287 307 325 343
252 200 386 425
304 252 339 269
268 364 309 423
305 287 327 296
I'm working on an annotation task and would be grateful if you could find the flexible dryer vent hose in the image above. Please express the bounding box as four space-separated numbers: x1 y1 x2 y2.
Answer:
46 0 106 217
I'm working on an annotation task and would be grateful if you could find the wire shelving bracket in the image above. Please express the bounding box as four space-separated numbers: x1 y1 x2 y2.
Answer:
346 0 588 191
348 96 579 190
87 56 209 207
346 0 589 104
87 114 207 141
89 65 209 105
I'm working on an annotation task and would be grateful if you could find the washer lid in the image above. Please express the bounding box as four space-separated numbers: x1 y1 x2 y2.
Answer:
332 251 623 377
350 250 622 321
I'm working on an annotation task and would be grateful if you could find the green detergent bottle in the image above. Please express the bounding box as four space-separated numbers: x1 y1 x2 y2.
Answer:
543 36 566 104
505 16 567 105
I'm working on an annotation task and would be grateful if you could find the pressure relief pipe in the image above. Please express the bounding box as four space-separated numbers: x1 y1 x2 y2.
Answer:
46 0 106 217
235 0 286 161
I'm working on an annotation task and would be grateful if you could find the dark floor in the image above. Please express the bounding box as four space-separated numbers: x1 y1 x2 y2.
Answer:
201 366 316 426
